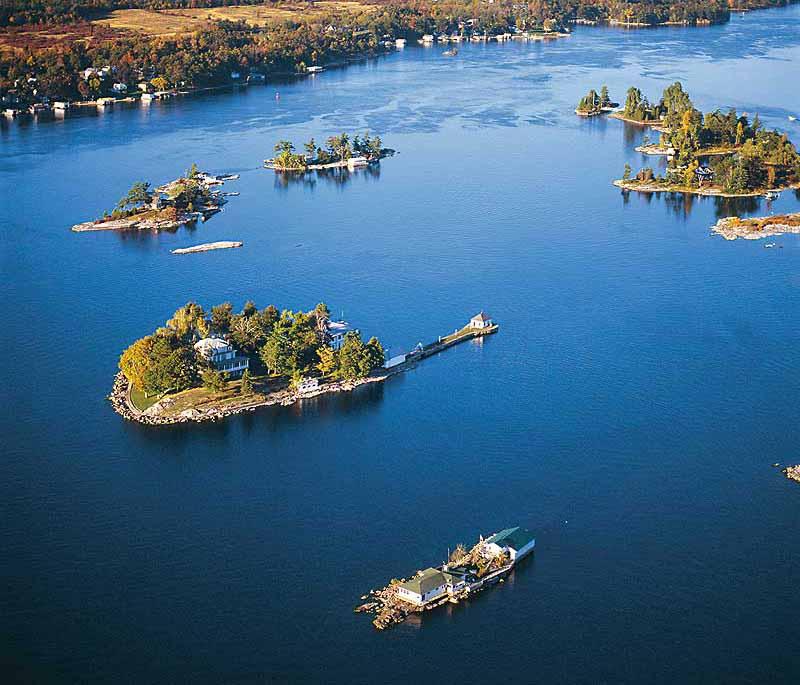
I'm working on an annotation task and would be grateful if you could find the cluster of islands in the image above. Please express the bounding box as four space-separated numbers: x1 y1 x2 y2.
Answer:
576 81 800 199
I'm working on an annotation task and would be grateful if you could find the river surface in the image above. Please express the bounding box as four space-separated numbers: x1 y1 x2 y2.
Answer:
2 6 800 683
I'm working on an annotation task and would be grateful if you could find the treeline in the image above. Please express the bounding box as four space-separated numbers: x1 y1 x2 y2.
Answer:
271 131 383 169
3 0 796 29
119 301 385 398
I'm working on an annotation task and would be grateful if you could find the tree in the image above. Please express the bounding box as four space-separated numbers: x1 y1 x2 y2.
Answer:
600 85 610 106
304 138 317 158
119 335 155 392
166 302 209 340
317 346 338 376
187 162 199 179
202 368 228 393
623 163 631 181
116 181 153 212
211 302 233 332
150 76 168 91
240 369 253 394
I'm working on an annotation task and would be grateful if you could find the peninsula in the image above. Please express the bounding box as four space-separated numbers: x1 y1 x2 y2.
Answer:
264 132 391 173
110 303 498 425
71 165 238 232
355 526 535 631
711 212 800 240
610 82 800 197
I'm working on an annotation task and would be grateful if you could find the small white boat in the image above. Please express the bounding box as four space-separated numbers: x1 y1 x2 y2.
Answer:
789 115 797 122
764 243 776 248
764 191 780 200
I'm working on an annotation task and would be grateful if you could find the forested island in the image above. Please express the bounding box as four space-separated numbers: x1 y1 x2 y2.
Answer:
2 1 796 114
266 131 388 171
574 85 617 116
71 164 237 232
611 82 800 196
113 300 387 423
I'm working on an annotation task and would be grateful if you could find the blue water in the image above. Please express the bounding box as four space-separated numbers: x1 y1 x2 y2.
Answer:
3 6 800 683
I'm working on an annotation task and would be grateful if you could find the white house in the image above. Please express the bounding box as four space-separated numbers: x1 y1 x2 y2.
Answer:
421 34 434 43
327 320 357 350
194 337 249 378
483 527 536 562
469 311 493 329
112 83 128 94
396 568 460 606
296 377 319 394
347 156 369 169
395 38 406 48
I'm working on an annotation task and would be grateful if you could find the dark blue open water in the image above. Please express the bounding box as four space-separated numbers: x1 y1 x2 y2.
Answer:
2 6 800 683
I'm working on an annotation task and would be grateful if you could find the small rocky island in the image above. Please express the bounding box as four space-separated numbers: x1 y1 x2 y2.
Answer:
264 131 392 172
355 526 535 631
110 303 498 426
171 241 243 254
574 85 618 117
712 212 800 240
784 465 800 484
71 165 239 232
609 82 800 197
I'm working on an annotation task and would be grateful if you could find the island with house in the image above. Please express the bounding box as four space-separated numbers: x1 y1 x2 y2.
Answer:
355 526 536 630
264 132 392 173
609 82 800 197
110 304 499 426
71 164 238 232
784 465 800 485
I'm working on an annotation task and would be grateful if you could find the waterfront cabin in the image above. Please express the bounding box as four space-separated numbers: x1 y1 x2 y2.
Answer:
695 165 714 184
421 34 434 43
397 568 452 605
327 320 357 350
138 82 153 93
306 66 324 74
347 156 369 170
96 97 115 108
112 83 128 94
395 38 406 48
53 101 71 111
469 311 493 329
484 527 536 562
194 337 249 378
296 377 319 394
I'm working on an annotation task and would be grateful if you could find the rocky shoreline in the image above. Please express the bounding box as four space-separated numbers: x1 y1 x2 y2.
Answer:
108 371 393 426
784 465 800 484
171 241 243 254
712 213 800 240
613 179 798 198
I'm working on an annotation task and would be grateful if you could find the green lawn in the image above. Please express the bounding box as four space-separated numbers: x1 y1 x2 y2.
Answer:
130 387 162 412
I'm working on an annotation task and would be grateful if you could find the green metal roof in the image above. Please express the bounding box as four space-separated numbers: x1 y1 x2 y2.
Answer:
486 526 535 550
398 568 449 596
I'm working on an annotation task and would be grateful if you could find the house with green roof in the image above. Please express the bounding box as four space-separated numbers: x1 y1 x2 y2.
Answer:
484 526 536 562
396 568 467 606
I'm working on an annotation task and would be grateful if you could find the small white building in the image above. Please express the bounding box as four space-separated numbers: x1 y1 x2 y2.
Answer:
483 527 536 562
421 34 434 43
469 311 493 329
395 38 406 48
112 83 128 94
296 377 319 394
397 568 455 606
194 337 249 378
347 156 369 169
383 354 406 369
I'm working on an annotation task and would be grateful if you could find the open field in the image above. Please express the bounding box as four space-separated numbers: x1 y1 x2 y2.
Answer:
91 2 376 37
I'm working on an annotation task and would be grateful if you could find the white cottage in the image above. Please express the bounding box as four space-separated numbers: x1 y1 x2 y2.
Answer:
194 337 249 378
397 568 457 606
296 377 319 394
469 311 493 329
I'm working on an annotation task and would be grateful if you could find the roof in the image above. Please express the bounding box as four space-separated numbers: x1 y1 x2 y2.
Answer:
194 337 232 354
471 311 491 322
486 526 535 551
398 568 450 596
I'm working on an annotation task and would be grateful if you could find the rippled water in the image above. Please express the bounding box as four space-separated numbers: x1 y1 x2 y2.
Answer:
2 6 800 683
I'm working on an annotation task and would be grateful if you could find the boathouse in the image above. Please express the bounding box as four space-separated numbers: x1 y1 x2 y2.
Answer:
484 527 536 562
296 377 319 394
469 312 493 329
194 337 249 378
